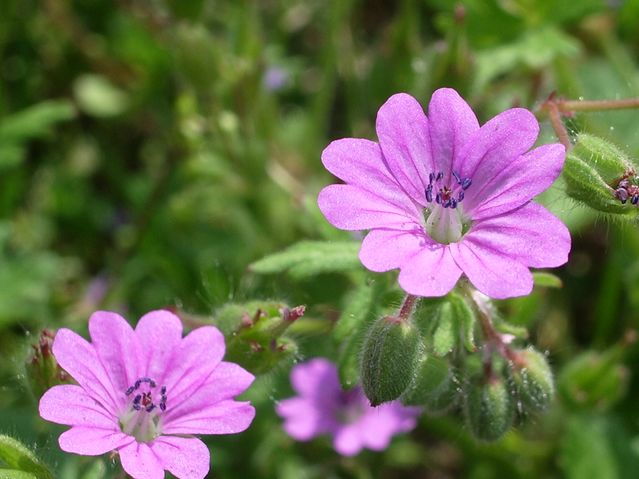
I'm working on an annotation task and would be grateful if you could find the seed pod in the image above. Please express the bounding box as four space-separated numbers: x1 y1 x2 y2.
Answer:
401 354 459 413
510 348 555 413
360 316 421 406
563 134 638 215
464 376 514 442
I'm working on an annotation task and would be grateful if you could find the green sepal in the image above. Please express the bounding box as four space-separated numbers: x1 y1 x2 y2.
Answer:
401 354 459 413
360 316 422 406
0 435 53 479
510 348 555 413
532 272 563 288
464 377 514 442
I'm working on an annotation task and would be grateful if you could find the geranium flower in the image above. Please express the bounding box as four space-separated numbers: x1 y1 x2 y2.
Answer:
318 89 570 298
39 310 255 479
276 359 420 456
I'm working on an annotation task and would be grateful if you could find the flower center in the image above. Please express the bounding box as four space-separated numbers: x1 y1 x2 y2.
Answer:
119 377 167 443
614 172 639 205
423 170 472 244
334 388 367 424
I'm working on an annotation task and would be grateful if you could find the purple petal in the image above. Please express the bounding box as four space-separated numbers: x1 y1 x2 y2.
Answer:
465 143 566 219
318 185 418 231
359 402 419 450
450 237 533 299
150 437 210 479
58 427 132 456
163 362 254 420
458 108 539 197
161 399 255 435
135 310 183 383
52 328 119 414
466 202 570 268
333 424 364 456
160 326 225 404
290 358 341 398
321 139 418 212
359 227 429 272
375 93 433 203
277 397 335 440
397 245 463 297
39 385 116 429
428 88 479 176
89 311 141 398
119 442 164 479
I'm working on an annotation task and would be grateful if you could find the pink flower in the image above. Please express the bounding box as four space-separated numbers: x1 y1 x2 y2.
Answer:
318 89 571 299
39 310 255 479
276 359 420 456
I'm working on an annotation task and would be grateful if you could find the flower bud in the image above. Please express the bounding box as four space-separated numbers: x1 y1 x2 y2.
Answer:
464 376 514 442
510 348 554 413
25 329 69 398
563 133 638 215
401 354 459 413
360 316 421 406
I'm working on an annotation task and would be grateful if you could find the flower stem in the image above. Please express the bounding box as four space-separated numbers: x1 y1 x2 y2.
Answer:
557 98 639 113
398 295 418 322
543 100 571 150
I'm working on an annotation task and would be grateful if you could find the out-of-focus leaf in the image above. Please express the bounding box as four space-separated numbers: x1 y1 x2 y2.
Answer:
249 241 361 279
533 272 563 288
0 101 75 144
0 471 37 479
0 435 53 479
73 74 129 117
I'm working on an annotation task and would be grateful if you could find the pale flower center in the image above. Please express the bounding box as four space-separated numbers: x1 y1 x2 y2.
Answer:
422 170 472 244
118 377 167 443
334 388 367 424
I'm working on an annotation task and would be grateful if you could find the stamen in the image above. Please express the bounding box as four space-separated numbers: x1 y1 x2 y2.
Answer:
429 173 435 184
461 178 472 190
632 195 639 205
452 171 461 184
436 171 444 181
450 198 458 209
458 190 465 202
435 193 441 204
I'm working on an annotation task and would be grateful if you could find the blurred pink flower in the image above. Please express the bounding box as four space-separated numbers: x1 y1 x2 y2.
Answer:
276 358 420 456
318 89 570 299
39 310 255 479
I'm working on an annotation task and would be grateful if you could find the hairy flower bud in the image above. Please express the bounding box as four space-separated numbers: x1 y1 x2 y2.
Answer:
360 316 421 406
563 133 638 215
401 354 459 413
464 376 514 442
25 329 69 398
510 348 554 413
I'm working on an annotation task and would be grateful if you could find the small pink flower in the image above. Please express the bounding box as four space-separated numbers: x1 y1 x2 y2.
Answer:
39 310 256 479
276 359 420 456
318 89 571 299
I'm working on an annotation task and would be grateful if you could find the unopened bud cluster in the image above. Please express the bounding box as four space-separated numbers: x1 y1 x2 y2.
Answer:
25 329 70 398
358 294 555 442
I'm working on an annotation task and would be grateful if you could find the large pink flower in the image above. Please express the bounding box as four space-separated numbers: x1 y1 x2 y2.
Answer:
318 89 571 299
39 310 255 479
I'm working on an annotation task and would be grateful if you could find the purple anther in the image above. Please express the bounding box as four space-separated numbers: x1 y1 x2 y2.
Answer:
160 401 166 412
146 404 156 413
461 178 472 190
149 380 156 388
133 394 141 405
160 386 166 395
457 190 465 202
632 195 639 205
134 379 141 390
425 187 433 203
452 171 461 184
436 171 444 181
450 198 458 209
619 179 630 189
616 188 629 203
435 193 441 204
126 386 135 396
429 173 435 184
443 199 451 208
133 403 141 411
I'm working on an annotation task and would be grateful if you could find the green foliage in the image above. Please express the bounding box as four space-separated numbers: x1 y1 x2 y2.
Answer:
464 378 514 442
0 435 52 479
510 348 555 413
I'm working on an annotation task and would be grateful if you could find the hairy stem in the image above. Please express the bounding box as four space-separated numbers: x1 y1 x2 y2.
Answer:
398 295 418 322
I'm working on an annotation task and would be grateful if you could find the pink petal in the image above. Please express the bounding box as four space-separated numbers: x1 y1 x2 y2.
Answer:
359 227 429 272
375 93 433 203
397 245 463 297
450 237 533 299
161 326 225 403
276 397 334 440
119 442 164 479
333 424 364 456
290 358 341 398
89 311 142 397
52 328 119 414
58 426 132 456
428 88 479 176
458 108 539 196
360 403 419 450
163 362 254 420
321 139 417 212
135 310 183 383
39 385 116 429
161 399 255 435
466 143 566 218
150 437 210 479
318 184 418 231
466 202 570 268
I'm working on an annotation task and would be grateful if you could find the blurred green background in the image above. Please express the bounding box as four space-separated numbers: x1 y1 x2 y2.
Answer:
2 0 639 477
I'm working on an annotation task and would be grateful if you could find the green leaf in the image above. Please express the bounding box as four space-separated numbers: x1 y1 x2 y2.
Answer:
249 241 361 279
432 302 456 357
449 293 476 352
0 100 75 144
532 272 563 288
73 74 129 117
333 281 377 340
0 435 53 479
0 471 37 479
